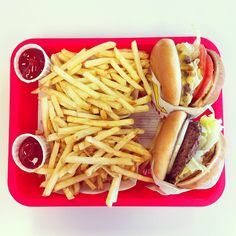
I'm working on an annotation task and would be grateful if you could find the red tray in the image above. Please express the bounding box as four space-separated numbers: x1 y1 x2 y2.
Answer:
8 37 225 207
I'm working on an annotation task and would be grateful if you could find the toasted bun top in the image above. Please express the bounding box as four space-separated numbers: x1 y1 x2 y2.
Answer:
176 134 225 189
152 110 187 180
191 49 225 107
150 39 182 106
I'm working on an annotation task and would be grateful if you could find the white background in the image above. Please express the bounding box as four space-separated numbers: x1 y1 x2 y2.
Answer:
0 0 236 235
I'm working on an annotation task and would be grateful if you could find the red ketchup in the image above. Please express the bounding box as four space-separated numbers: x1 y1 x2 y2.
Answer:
18 137 43 169
18 48 45 80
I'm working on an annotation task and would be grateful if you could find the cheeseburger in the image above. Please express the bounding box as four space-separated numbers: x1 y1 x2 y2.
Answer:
150 39 225 107
152 111 225 188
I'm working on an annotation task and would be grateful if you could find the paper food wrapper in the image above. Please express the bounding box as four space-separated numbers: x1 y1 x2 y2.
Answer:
147 155 225 195
151 73 210 118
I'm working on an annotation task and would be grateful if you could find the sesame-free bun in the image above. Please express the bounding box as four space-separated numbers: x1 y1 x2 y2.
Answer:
150 39 182 106
152 110 187 180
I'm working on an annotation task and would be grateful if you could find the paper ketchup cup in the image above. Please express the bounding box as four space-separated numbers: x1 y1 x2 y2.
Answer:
12 133 49 173
14 43 51 83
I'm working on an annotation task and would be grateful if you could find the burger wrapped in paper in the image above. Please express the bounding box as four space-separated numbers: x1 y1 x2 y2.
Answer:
150 38 225 117
151 110 225 191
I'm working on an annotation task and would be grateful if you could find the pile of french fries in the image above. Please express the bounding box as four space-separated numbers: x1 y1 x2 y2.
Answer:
34 41 154 207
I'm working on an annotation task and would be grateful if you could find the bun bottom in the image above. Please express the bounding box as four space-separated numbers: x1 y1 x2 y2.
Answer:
176 134 225 189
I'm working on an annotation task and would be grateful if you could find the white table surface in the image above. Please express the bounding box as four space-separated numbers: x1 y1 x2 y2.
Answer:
0 0 236 235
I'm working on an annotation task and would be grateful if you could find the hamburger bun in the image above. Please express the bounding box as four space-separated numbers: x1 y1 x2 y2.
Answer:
152 110 187 180
150 39 182 106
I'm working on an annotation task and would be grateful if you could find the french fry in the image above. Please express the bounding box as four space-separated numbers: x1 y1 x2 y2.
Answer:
58 125 90 135
66 41 116 70
101 77 131 93
131 41 152 95
110 72 126 86
74 127 102 141
60 81 91 110
48 142 60 169
53 66 100 99
61 49 75 58
34 166 53 175
111 166 154 183
41 97 49 137
51 54 62 66
106 175 121 207
68 64 82 75
105 100 122 110
84 57 111 68
110 60 143 91
63 187 75 200
114 47 139 81
87 98 113 113
64 156 133 166
48 101 58 132
83 72 116 96
53 116 67 128
40 48 86 85
73 182 80 195
134 95 151 105
67 116 134 127
100 110 108 120
43 143 73 196
58 52 70 63
84 179 97 190
51 95 64 118
76 127 120 151
54 173 97 192
117 97 135 113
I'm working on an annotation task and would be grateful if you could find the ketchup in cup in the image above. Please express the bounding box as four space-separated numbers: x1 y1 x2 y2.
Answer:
18 136 43 169
12 134 47 172
18 48 45 80
14 44 51 83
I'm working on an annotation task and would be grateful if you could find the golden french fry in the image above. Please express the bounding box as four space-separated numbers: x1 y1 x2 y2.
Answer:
76 127 120 151
64 156 133 166
58 125 90 135
131 41 152 95
53 66 100 99
66 41 116 70
87 98 112 112
100 110 108 120
110 60 143 91
51 54 62 66
41 96 49 137
101 77 131 93
54 173 97 192
84 179 97 190
63 187 75 200
53 116 67 128
58 52 70 63
61 49 75 58
106 175 121 207
114 47 139 81
48 142 60 169
134 95 151 105
67 116 134 127
73 182 80 195
83 72 116 96
110 72 126 86
74 127 102 141
111 166 154 183
84 57 111 68
51 95 64 118
48 101 58 132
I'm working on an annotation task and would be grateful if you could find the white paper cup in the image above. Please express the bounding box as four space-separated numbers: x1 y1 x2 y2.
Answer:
14 43 51 83
12 133 49 173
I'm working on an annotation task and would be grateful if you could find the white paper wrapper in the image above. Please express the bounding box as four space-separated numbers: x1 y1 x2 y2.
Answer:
147 155 225 195
151 72 210 118
14 43 51 83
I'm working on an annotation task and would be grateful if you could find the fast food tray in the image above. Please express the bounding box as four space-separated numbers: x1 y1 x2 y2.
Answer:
8 37 225 206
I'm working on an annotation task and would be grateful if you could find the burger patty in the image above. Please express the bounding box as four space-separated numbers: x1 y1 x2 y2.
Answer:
166 121 202 183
